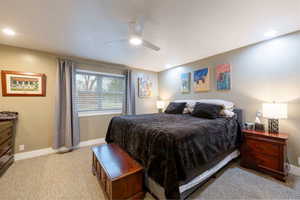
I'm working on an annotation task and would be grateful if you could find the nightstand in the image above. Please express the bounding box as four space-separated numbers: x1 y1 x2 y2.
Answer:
240 129 288 181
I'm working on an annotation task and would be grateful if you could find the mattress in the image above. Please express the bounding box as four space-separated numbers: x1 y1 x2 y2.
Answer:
146 150 240 199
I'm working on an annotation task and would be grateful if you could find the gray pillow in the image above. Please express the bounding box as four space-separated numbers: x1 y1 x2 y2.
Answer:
164 102 187 114
191 103 224 119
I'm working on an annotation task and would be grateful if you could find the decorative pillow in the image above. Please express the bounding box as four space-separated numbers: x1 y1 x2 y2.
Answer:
174 99 234 113
183 107 190 114
220 109 235 118
191 103 224 119
164 102 187 114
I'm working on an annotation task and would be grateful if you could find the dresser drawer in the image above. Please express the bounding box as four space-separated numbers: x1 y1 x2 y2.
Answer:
246 138 280 156
0 121 13 132
0 128 12 144
0 149 13 168
0 138 13 156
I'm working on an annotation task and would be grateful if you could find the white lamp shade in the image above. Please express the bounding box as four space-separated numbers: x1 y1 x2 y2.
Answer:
262 103 287 119
157 101 165 109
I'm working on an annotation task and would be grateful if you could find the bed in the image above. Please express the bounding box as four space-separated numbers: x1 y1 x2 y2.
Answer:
105 108 243 199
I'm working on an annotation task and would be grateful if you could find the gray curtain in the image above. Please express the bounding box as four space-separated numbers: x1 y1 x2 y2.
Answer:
123 69 136 115
53 59 80 151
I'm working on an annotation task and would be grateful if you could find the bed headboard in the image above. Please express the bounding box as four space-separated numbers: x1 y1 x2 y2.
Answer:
233 108 243 127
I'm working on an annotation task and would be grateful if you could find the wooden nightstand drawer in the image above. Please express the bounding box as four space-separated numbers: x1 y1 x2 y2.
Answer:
246 138 280 156
250 152 280 171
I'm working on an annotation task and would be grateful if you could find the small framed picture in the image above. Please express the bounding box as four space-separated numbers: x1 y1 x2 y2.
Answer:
180 72 191 93
1 70 46 96
138 77 152 98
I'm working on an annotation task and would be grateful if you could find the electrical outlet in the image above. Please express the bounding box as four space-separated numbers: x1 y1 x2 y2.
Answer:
19 145 25 151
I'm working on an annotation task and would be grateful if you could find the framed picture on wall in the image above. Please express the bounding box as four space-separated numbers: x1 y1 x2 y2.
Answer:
216 64 231 90
193 68 210 92
1 70 46 96
138 77 152 98
180 72 191 93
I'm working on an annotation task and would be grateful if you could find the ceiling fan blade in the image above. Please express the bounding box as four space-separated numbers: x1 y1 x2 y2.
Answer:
142 40 160 51
103 39 128 46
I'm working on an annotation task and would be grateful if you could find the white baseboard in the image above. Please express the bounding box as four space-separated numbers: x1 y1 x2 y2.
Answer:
15 148 58 161
78 138 105 148
290 164 300 176
15 138 105 161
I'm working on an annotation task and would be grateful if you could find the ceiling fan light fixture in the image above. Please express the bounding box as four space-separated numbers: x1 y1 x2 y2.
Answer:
2 28 15 36
129 36 143 46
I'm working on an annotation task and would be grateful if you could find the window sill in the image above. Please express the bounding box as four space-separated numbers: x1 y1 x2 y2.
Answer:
78 111 122 117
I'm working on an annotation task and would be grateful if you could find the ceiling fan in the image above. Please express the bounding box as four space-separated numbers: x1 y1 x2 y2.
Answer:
106 20 160 51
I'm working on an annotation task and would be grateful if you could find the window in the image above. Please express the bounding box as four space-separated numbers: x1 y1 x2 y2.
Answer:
75 70 125 115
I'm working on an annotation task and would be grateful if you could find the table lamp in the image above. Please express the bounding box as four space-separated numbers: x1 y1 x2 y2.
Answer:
262 103 287 134
157 101 165 113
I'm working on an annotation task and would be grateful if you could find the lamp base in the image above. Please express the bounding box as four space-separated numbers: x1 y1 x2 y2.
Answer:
268 119 279 134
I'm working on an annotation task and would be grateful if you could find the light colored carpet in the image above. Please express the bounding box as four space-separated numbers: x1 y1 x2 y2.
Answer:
0 147 299 200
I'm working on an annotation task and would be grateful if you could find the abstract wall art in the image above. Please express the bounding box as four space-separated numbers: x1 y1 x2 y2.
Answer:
193 68 210 92
216 64 231 90
138 77 152 98
180 72 191 93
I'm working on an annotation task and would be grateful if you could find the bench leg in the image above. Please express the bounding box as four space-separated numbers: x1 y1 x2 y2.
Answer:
92 166 96 176
92 153 96 176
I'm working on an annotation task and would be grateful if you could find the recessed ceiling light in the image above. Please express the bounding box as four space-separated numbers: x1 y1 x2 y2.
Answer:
129 36 142 46
2 28 16 36
264 30 278 38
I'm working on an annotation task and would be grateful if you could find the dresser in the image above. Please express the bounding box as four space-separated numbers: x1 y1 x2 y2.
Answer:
240 129 288 181
0 112 18 176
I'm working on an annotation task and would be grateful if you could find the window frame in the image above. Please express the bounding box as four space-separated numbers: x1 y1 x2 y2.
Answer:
75 69 126 117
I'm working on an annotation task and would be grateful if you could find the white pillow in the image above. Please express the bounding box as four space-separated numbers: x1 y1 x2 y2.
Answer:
221 109 235 118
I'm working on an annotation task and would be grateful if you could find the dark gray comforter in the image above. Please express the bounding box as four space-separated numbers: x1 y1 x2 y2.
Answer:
105 113 241 199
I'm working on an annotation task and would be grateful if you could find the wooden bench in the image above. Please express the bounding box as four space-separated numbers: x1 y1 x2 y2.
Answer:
92 143 145 200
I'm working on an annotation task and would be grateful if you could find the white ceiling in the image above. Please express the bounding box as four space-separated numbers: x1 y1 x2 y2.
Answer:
1 0 300 72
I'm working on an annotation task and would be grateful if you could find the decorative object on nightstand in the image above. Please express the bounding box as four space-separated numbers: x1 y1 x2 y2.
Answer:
157 100 165 113
254 115 265 132
0 111 18 176
240 129 288 181
263 103 287 134
244 122 254 130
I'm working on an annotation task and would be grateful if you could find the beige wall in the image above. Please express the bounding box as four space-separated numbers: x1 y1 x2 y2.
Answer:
79 114 119 140
0 45 56 153
0 44 158 153
158 31 300 166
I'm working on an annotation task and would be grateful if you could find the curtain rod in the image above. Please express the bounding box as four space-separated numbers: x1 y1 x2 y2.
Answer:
57 57 130 70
